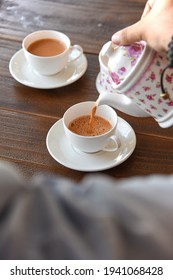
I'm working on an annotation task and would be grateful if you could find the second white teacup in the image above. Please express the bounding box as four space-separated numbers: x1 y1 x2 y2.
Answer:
63 101 120 153
22 30 83 76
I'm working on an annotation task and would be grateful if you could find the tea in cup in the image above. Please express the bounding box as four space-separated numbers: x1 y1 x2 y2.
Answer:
22 30 83 75
63 101 120 153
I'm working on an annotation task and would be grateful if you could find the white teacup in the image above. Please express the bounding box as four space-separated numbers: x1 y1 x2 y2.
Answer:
22 30 83 76
63 101 120 153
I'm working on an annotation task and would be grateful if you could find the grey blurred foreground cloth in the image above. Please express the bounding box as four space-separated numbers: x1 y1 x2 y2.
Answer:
0 161 173 260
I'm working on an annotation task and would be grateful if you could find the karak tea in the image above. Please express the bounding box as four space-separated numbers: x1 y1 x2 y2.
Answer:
63 101 119 153
27 38 66 57
22 30 83 75
68 114 112 136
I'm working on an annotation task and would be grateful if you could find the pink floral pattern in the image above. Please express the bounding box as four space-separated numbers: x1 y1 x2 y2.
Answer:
126 52 173 119
109 43 145 85
109 72 120 85
99 48 173 120
125 43 145 66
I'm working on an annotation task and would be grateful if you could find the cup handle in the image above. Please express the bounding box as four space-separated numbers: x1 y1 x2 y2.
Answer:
67 45 83 63
103 135 121 152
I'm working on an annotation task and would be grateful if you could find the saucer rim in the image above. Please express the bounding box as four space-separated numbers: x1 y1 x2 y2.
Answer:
46 117 136 171
9 49 88 89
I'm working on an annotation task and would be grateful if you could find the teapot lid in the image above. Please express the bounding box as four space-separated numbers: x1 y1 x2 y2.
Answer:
101 41 155 92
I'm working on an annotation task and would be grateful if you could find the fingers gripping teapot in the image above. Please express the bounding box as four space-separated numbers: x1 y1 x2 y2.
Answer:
96 41 173 128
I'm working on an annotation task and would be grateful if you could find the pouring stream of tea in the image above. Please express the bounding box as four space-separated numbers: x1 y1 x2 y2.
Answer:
89 102 97 132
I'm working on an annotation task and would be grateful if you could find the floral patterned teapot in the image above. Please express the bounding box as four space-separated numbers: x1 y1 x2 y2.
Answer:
96 41 173 128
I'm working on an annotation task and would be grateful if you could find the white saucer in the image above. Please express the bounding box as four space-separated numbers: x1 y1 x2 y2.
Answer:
9 49 88 89
46 117 136 171
96 73 149 117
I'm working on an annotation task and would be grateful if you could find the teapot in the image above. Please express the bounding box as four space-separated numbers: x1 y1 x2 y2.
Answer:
96 41 173 128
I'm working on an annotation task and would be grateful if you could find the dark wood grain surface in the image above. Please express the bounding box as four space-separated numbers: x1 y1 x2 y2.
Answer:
0 0 172 182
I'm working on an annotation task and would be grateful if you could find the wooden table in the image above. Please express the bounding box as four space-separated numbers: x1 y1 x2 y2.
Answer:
0 0 172 182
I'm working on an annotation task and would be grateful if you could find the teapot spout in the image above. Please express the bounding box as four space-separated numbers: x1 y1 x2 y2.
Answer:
96 92 123 107
96 92 149 117
96 92 132 108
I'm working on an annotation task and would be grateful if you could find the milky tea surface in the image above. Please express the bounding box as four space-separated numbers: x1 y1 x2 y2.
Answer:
27 38 66 57
68 106 112 137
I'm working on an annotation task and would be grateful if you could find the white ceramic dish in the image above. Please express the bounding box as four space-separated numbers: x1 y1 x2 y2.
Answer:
46 117 136 171
9 49 87 89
